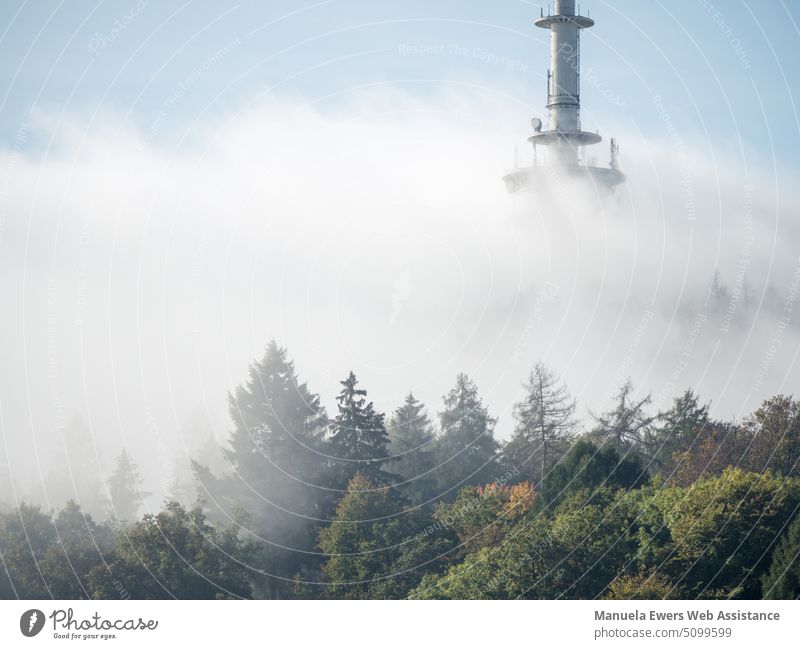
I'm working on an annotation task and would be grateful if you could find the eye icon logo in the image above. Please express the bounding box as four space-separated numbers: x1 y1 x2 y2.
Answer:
20 609 45 637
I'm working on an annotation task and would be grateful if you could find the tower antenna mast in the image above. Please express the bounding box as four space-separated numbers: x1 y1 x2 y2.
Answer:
503 0 625 194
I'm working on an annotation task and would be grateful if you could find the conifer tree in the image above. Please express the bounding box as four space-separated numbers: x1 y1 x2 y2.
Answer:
106 450 150 521
762 513 800 599
329 372 392 489
387 393 437 505
219 341 329 597
435 374 500 497
225 340 327 507
708 269 730 313
646 390 709 473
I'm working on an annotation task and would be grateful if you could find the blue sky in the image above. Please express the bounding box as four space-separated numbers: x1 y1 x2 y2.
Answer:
0 0 798 165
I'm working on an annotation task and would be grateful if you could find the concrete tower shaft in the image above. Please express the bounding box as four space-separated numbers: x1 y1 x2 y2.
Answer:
502 3 625 194
535 0 595 165
549 18 581 132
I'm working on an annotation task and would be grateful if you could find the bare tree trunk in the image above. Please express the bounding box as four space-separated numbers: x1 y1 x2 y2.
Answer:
539 374 547 486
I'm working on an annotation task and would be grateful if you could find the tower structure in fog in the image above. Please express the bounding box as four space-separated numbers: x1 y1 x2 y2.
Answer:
503 0 625 193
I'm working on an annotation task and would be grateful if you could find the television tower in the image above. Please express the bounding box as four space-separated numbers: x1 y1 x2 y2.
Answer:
503 0 625 193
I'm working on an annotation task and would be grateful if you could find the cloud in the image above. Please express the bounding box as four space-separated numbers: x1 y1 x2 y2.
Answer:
1 86 798 505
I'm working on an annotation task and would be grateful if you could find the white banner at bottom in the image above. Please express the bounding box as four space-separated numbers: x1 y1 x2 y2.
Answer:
1 600 797 648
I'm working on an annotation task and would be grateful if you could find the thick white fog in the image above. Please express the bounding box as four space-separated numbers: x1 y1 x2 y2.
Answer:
1 87 798 514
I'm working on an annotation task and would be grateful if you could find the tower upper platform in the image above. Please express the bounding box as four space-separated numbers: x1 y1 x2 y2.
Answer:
504 0 625 194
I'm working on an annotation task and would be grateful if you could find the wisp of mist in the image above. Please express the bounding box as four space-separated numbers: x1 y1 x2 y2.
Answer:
1 86 798 513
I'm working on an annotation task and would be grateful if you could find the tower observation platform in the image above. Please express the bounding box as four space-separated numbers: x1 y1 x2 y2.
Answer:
503 0 625 193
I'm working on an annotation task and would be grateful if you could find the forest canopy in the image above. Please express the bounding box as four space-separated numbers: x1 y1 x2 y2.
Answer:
2 341 800 600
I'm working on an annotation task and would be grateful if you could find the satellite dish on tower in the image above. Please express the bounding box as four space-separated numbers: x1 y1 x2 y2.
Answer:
503 4 626 194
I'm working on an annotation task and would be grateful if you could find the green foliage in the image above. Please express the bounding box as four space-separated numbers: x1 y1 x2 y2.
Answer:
646 390 709 473
433 482 536 557
205 341 329 597
317 474 449 599
368 529 457 600
409 515 552 600
540 438 646 511
412 487 637 599
0 501 114 599
544 490 639 598
761 511 800 598
7 339 800 602
329 372 393 489
435 374 501 498
226 340 327 496
668 396 800 485
387 393 438 506
90 502 254 599
603 571 683 600
668 420 743 486
741 395 800 477
0 503 55 598
39 502 115 599
633 468 800 598
415 467 800 600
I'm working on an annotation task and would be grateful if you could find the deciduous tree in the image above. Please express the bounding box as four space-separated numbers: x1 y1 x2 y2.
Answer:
505 363 577 485
90 502 253 599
